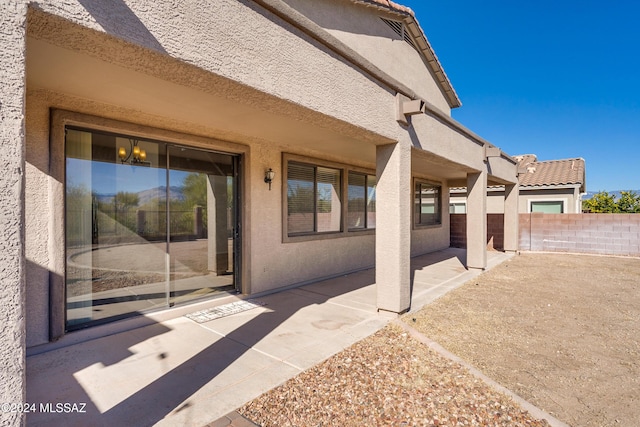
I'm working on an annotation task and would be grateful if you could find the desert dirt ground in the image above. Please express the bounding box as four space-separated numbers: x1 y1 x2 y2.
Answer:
239 252 639 427
408 252 640 427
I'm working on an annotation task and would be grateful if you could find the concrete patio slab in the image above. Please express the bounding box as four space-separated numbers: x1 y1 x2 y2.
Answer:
25 248 513 427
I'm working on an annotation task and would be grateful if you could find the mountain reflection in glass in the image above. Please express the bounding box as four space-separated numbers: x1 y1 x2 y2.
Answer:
65 128 237 330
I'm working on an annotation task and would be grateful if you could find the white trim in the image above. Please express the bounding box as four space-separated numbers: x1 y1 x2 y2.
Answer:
520 184 582 191
449 201 467 214
528 199 566 214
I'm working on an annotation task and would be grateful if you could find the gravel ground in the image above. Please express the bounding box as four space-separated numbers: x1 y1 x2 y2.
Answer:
238 252 639 426
239 323 551 426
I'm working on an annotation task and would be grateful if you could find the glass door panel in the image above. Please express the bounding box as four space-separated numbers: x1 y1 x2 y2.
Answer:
167 146 237 306
66 129 168 329
65 128 239 330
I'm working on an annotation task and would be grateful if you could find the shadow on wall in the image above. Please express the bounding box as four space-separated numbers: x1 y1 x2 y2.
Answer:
77 0 167 53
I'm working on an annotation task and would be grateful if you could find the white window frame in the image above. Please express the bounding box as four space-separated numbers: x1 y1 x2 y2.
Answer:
449 202 467 214
528 199 566 214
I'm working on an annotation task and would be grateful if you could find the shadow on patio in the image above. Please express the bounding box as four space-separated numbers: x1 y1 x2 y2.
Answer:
26 247 511 426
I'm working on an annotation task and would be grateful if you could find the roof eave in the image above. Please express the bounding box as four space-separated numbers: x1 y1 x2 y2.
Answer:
350 0 462 108
520 183 584 191
403 14 462 108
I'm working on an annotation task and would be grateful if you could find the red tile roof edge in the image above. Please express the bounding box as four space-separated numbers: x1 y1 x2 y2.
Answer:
352 0 415 15
518 157 586 187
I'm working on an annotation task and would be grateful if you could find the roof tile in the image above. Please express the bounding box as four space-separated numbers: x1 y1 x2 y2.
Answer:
356 0 414 15
515 155 585 187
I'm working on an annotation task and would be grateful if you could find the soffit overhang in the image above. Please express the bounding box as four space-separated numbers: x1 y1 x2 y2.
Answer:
26 9 396 168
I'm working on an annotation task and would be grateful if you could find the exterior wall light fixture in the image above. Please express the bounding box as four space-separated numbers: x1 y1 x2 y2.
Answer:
264 168 275 190
118 139 149 165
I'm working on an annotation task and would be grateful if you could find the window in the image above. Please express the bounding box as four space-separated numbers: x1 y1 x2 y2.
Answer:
348 172 376 230
64 127 239 330
415 180 441 226
287 162 342 235
530 200 564 213
449 202 466 214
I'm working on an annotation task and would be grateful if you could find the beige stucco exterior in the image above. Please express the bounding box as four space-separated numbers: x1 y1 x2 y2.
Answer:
1 0 520 415
517 187 584 214
1 2 27 423
281 0 453 114
451 185 584 214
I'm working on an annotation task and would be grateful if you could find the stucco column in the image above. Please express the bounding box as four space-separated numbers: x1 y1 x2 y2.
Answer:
466 170 487 270
503 183 519 252
375 141 411 314
0 1 27 424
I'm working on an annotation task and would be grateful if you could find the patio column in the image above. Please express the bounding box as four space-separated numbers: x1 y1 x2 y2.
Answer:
376 141 411 314
503 183 519 252
466 170 487 270
0 1 27 424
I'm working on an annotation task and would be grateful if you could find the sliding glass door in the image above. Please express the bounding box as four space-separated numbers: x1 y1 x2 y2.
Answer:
65 128 238 330
167 146 237 306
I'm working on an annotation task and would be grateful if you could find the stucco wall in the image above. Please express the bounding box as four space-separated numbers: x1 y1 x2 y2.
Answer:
484 190 506 213
247 141 377 295
24 0 404 346
24 86 379 347
452 187 580 214
24 91 53 347
21 0 513 347
411 113 485 172
486 155 518 184
519 188 580 213
33 0 397 140
0 0 27 422
280 0 452 114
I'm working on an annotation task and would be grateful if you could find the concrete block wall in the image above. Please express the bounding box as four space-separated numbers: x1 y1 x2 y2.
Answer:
449 213 504 251
452 213 640 257
449 214 466 249
487 214 504 251
519 214 531 251
519 213 640 257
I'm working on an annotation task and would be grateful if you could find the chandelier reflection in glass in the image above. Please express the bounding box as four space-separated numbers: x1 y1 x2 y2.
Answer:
118 139 150 166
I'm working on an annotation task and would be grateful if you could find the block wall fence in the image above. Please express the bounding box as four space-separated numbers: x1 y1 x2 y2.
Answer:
450 213 640 257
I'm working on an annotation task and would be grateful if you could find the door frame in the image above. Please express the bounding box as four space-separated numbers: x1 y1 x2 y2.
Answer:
165 143 241 307
50 110 250 339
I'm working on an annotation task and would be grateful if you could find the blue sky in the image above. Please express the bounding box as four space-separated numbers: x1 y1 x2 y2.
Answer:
400 1 640 191
67 159 188 195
